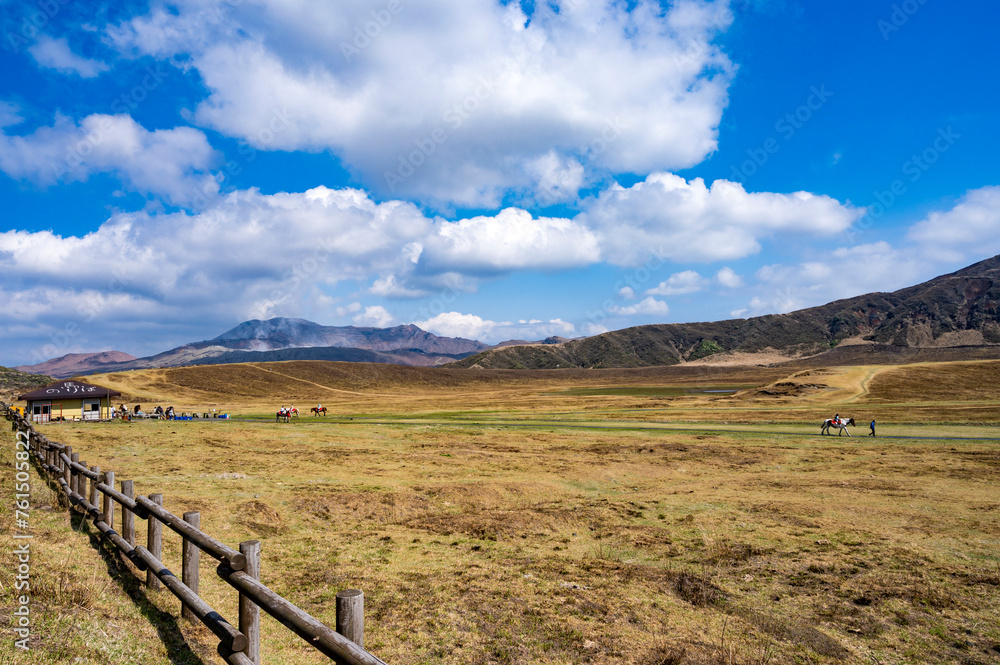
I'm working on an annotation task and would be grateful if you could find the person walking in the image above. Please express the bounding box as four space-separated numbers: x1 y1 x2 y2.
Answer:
869 419 876 437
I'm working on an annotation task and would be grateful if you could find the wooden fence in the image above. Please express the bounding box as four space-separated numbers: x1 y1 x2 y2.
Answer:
4 402 388 665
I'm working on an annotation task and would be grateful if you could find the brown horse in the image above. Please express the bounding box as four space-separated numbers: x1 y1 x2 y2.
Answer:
276 408 291 423
311 406 327 416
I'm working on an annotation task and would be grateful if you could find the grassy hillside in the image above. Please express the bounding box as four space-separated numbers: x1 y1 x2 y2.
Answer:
63 360 791 415
0 365 53 402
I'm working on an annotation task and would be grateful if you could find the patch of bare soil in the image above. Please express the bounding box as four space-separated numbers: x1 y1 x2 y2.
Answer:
408 508 562 540
236 499 288 535
296 490 432 525
737 381 830 398
685 349 800 367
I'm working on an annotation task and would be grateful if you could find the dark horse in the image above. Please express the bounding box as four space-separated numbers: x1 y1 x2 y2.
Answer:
311 406 327 416
276 408 291 423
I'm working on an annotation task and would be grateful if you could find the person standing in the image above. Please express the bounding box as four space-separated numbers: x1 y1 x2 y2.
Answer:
869 419 876 437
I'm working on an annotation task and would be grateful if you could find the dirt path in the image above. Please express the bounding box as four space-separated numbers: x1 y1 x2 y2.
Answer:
245 363 384 396
846 365 886 403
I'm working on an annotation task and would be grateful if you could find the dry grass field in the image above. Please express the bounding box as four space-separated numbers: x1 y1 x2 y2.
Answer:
2 358 999 665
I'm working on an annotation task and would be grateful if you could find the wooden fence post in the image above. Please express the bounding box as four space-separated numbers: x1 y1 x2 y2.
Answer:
121 480 135 547
103 471 115 527
182 512 201 622
63 446 72 487
75 459 85 500
147 494 163 589
70 454 80 497
90 466 101 511
336 589 365 648
239 540 261 665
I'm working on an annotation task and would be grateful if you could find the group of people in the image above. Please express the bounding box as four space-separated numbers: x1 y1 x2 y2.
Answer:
109 404 174 420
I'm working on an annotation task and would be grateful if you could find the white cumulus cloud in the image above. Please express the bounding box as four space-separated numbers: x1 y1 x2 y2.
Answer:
646 270 707 295
416 312 499 341
414 311 576 343
581 173 863 265
107 0 736 207
906 186 1000 262
421 207 600 273
615 296 669 317
716 267 744 288
29 35 109 78
353 305 395 328
0 113 218 206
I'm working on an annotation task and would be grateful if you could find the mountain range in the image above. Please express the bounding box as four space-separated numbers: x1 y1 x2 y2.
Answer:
15 320 489 378
451 254 1000 369
12 255 1000 377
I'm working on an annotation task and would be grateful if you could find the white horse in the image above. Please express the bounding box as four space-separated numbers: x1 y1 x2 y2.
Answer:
821 417 855 436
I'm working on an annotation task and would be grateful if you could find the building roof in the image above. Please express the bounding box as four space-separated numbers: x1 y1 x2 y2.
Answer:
19 380 122 401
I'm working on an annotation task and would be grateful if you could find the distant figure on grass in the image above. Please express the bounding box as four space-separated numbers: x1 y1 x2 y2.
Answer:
289 405 298 417
869 419 876 437
276 407 291 423
311 405 327 416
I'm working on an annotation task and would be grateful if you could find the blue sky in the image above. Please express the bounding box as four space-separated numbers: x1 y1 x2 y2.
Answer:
1 0 999 367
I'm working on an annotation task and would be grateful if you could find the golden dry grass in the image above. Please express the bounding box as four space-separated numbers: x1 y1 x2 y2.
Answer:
3 358 999 665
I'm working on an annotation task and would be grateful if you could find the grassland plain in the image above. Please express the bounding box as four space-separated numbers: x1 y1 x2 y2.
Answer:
3 359 1000 664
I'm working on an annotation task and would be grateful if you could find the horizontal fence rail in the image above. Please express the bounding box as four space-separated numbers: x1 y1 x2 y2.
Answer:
3 402 389 665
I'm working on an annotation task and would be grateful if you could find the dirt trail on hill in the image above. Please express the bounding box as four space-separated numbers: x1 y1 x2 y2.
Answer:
244 363 383 397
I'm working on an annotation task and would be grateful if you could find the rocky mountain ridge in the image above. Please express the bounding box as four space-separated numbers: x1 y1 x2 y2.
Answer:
451 255 1000 369
15 320 490 377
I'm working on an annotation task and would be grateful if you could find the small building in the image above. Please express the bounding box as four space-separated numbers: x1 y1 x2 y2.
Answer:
19 380 122 423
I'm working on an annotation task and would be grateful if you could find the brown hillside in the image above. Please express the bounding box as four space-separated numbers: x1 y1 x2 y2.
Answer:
14 350 137 378
70 360 789 412
453 254 1000 370
0 365 54 401
862 359 1000 403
